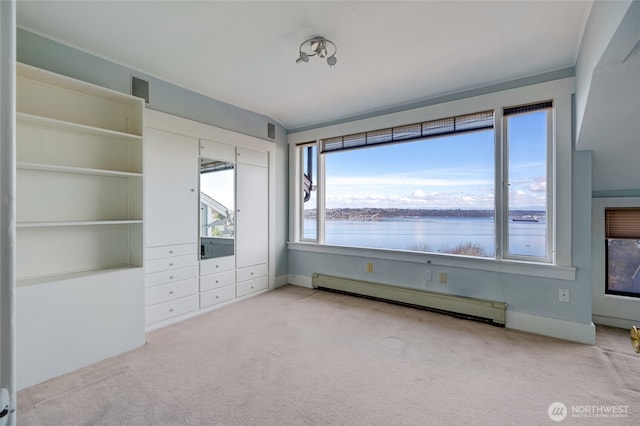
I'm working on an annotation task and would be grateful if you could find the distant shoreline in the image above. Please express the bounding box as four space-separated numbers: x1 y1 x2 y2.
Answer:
304 208 545 220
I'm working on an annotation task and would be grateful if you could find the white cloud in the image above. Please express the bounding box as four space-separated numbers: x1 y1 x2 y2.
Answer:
327 175 492 187
528 177 546 192
411 189 426 199
327 189 496 209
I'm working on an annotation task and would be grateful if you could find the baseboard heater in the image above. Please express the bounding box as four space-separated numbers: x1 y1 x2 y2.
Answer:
312 273 506 327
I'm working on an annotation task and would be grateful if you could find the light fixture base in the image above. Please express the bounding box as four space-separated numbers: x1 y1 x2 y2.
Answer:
296 36 337 69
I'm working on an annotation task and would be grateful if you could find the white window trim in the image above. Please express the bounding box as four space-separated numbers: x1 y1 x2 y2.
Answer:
592 197 640 324
287 241 575 281
502 105 555 264
288 77 574 272
292 141 323 244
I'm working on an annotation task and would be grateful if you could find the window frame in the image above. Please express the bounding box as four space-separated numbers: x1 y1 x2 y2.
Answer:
298 142 318 243
288 77 574 274
604 207 640 298
502 103 555 263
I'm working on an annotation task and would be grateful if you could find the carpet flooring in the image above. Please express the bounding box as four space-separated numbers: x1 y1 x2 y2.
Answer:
17 285 640 425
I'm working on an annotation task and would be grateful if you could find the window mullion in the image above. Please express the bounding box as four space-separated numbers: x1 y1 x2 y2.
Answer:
546 109 555 263
495 109 505 260
291 142 302 242
316 141 326 245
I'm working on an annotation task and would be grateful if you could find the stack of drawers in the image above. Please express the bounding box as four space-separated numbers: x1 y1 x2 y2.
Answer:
236 263 268 297
144 244 198 326
199 255 236 308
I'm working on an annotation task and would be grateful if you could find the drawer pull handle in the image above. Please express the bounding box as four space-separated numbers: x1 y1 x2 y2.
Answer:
251 272 254 275
215 280 219 283
169 290 174 295
216 295 219 299
169 308 174 312
169 250 174 254
251 285 254 289
169 275 174 279
169 262 174 266
215 264 219 268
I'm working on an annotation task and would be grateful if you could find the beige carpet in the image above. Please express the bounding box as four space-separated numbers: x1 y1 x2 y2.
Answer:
17 285 639 425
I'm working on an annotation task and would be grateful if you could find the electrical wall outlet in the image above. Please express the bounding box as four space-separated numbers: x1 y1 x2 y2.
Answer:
426 270 432 281
559 288 570 303
366 262 373 273
439 272 447 284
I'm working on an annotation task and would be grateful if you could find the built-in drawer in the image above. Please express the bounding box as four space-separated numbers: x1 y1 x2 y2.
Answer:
199 270 235 292
145 265 198 288
145 294 199 325
236 263 267 283
236 276 268 298
145 243 196 261
146 254 196 274
146 278 198 306
199 255 235 276
200 285 235 309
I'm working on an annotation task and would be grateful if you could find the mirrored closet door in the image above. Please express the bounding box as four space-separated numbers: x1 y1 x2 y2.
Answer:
200 158 235 260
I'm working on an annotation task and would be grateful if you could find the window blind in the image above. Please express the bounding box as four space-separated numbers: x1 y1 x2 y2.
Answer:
503 100 553 116
321 110 494 153
605 208 640 239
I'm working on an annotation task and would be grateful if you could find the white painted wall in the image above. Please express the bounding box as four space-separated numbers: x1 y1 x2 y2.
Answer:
575 0 632 146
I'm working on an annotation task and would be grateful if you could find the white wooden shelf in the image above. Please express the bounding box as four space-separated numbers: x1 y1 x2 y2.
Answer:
17 162 143 178
17 112 142 142
17 220 142 228
17 265 143 288
17 62 143 137
18 63 141 105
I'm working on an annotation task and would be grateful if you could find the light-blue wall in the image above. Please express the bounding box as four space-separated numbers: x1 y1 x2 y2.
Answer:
287 75 595 343
288 148 593 339
574 1 640 329
16 28 290 279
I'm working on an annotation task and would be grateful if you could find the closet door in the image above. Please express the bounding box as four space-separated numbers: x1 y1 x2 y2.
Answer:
144 128 199 247
236 148 268 269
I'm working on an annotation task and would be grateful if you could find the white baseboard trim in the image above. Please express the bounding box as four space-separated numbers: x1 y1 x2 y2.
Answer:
287 274 313 288
592 314 637 330
506 311 596 345
274 275 290 289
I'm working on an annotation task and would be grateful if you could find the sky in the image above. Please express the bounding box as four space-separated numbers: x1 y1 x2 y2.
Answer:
318 110 547 211
201 167 235 210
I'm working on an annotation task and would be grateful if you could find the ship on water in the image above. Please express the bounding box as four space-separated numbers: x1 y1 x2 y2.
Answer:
512 215 540 223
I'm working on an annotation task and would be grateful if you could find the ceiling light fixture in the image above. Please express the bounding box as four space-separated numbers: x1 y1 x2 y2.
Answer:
296 36 337 69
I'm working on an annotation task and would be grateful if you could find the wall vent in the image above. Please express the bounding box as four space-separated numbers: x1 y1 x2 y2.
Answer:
131 76 150 104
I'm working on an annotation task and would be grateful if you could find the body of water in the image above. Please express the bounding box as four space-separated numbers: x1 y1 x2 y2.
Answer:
304 216 546 257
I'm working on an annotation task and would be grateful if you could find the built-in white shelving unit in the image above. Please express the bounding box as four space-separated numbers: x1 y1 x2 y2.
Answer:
15 63 145 390
16 63 143 283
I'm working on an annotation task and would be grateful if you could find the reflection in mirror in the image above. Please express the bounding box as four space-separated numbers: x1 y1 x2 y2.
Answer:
200 158 235 259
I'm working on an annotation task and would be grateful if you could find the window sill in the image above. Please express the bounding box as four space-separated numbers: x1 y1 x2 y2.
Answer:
287 242 576 281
